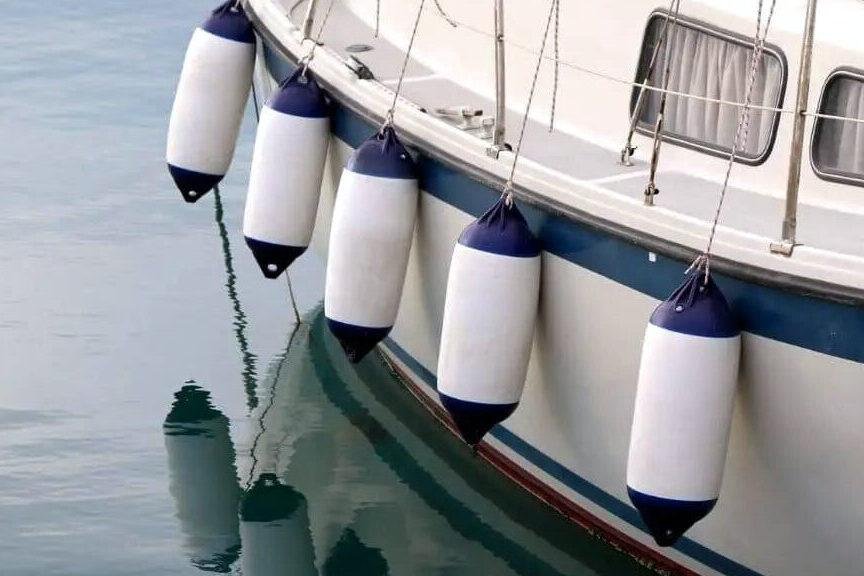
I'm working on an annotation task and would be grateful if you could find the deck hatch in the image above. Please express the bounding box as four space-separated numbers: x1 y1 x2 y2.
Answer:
631 11 787 166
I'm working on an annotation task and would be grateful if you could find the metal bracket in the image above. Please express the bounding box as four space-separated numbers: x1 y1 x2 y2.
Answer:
486 142 512 159
769 240 796 256
643 183 659 206
345 56 375 80
619 144 637 167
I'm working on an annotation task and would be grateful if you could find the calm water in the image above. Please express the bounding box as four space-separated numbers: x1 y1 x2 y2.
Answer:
0 1 651 574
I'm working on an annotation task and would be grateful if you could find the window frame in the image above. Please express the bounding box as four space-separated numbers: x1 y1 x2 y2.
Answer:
810 66 864 188
630 9 788 166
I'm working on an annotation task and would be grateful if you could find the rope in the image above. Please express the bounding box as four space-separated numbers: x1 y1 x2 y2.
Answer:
548 0 560 132
382 0 426 128
299 0 337 77
696 0 777 279
502 0 558 206
643 0 683 204
374 0 380 38
286 273 301 324
433 0 457 27
621 0 683 165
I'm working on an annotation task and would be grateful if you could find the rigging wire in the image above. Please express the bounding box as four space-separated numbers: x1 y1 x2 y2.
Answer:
502 0 558 206
695 0 778 279
382 0 427 128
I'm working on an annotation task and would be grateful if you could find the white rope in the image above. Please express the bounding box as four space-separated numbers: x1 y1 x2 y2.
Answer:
299 0 337 76
374 0 380 38
383 0 426 128
432 0 457 27
548 0 560 132
502 0 558 206
696 0 777 279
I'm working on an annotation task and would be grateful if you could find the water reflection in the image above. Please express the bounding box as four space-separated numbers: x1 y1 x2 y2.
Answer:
240 473 318 576
163 383 241 572
322 528 388 576
212 186 259 410
163 305 649 575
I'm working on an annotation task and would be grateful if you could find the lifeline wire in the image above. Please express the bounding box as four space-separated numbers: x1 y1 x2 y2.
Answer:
300 0 337 76
697 0 777 277
643 0 683 203
383 0 426 128
427 1 864 127
429 5 791 117
502 0 564 205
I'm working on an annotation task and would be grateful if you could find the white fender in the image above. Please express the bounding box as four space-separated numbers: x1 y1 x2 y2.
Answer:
324 127 418 363
243 69 330 278
240 474 317 576
166 1 255 202
437 197 541 446
626 271 741 546
163 385 240 571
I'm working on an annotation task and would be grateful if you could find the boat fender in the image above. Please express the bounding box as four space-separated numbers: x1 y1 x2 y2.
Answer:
626 269 741 546
324 126 418 363
166 1 255 203
243 68 330 278
437 196 541 446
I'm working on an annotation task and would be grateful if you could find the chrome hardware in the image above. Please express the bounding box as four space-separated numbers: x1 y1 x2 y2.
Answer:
776 0 818 256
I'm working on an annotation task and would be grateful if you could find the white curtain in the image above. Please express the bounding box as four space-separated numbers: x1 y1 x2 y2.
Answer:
641 22 783 159
814 77 864 176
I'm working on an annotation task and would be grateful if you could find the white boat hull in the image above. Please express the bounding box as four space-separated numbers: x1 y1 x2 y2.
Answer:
248 10 864 575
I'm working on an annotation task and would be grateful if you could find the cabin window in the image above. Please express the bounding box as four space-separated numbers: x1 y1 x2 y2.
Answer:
631 12 786 165
811 69 864 186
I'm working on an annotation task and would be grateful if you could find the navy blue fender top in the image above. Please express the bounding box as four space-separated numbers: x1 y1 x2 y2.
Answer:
268 69 329 119
650 269 740 338
203 1 255 44
458 196 540 258
346 126 417 180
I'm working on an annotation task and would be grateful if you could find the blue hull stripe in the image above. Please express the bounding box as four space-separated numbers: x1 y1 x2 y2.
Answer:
259 46 847 576
330 103 864 364
382 336 761 576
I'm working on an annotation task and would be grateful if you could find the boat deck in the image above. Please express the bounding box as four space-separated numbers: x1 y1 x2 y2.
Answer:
279 0 864 261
